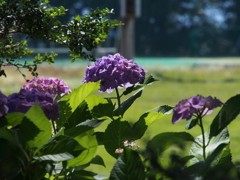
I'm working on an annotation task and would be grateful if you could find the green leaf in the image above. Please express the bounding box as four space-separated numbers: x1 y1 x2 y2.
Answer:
205 144 232 168
122 75 157 96
188 129 232 176
190 128 230 165
147 132 194 156
0 138 25 179
67 170 107 180
132 112 168 139
114 89 143 116
39 135 83 157
0 128 16 145
67 130 98 167
60 82 100 112
19 104 52 152
65 101 92 129
65 119 103 137
5 112 24 127
143 74 158 85
86 95 114 118
210 94 240 138
185 118 198 130
91 155 106 167
57 100 72 128
95 132 104 145
110 148 145 180
103 120 133 158
157 105 173 113
35 153 74 162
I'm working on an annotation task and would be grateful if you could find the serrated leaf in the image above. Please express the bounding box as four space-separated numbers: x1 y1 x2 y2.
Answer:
5 112 24 127
103 120 133 158
68 130 98 167
57 100 72 127
60 82 100 112
19 104 52 151
190 128 231 166
86 95 114 118
65 119 103 137
35 153 74 162
132 112 167 139
210 94 240 138
39 135 83 157
110 148 145 180
64 101 92 129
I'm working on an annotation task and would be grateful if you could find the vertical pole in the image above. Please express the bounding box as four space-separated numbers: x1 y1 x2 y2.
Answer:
120 15 135 59
119 0 135 59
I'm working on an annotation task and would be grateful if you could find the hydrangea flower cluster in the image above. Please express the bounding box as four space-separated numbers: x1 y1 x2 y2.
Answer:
8 89 59 120
83 53 146 93
0 91 9 118
172 95 223 124
22 77 71 98
0 77 71 120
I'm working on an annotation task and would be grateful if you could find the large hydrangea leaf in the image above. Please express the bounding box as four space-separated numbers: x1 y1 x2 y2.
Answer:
18 104 52 152
210 94 240 138
110 148 145 180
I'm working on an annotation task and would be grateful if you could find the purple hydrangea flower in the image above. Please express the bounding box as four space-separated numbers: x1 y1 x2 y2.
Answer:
0 91 8 118
83 53 146 93
7 89 59 120
172 95 223 124
22 77 71 99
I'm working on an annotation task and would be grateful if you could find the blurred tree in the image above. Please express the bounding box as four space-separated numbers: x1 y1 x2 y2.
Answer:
135 0 176 56
4 0 240 60
51 0 119 49
0 0 119 77
225 0 240 54
135 0 240 57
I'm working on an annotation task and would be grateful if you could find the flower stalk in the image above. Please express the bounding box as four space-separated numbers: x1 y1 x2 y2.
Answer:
115 87 122 117
198 116 206 160
51 119 57 135
172 95 223 162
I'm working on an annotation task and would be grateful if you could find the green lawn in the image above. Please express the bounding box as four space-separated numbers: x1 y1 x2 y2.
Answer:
125 68 240 161
1 62 240 175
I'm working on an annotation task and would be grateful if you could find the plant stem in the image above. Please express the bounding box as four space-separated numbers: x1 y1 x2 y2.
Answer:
51 119 57 135
115 88 122 117
199 116 206 160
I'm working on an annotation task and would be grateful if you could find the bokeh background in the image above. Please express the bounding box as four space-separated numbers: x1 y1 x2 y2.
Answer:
27 0 240 58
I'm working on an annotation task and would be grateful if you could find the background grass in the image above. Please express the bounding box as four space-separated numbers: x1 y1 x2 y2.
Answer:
1 60 240 175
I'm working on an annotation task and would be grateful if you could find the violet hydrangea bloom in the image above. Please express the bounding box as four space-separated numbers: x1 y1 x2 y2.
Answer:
22 77 71 99
172 95 223 124
0 91 8 118
83 53 146 93
7 89 59 120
